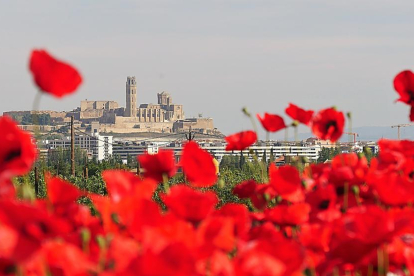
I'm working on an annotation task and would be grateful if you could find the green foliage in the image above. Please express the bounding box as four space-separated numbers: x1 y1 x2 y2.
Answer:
21 150 277 213
57 125 70 134
268 148 275 164
362 146 378 164
317 147 341 163
47 147 88 177
126 154 137 169
220 154 251 170
44 134 63 140
21 113 51 125
261 149 267 164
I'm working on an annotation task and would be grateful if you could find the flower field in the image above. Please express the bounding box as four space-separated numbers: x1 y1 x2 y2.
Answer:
2 50 414 275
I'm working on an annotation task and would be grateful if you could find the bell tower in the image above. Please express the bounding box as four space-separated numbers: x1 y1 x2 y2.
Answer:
125 76 137 117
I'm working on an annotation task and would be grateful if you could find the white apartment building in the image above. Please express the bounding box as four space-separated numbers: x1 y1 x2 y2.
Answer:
45 133 113 161
112 141 160 161
112 140 321 164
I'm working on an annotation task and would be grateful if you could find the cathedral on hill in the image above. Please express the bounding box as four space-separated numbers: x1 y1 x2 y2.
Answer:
68 76 214 134
5 76 219 135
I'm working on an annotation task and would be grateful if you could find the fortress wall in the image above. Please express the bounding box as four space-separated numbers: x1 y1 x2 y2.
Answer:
80 101 94 111
173 118 215 133
100 122 173 133
80 110 105 119
100 112 116 124
81 101 119 111
3 111 67 119
48 111 67 118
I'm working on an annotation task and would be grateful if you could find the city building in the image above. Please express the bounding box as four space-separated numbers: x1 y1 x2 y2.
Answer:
45 132 113 161
112 140 322 164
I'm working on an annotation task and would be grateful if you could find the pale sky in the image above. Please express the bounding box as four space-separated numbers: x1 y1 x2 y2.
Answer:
1 0 414 137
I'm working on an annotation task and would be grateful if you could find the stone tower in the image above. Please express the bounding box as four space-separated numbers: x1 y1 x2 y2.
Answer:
125 76 137 117
157 91 172 106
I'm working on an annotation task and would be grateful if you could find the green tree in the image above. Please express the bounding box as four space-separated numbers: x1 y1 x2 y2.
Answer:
261 149 267 164
21 113 33 125
239 151 246 168
268 148 275 164
317 147 341 163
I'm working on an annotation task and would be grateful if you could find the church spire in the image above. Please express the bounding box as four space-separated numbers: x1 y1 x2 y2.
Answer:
125 76 137 117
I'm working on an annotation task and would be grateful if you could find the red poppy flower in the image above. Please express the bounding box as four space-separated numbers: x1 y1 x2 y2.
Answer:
196 216 236 255
330 153 368 187
269 164 304 203
0 201 72 261
264 202 311 226
225 130 257 151
394 70 414 106
368 168 414 206
102 170 157 203
241 223 305 276
133 243 197 276
285 103 314 126
233 180 277 210
138 149 176 182
196 251 235 276
46 176 81 206
311 107 345 142
0 116 37 180
214 203 251 238
0 179 17 199
161 184 218 223
42 241 96 276
409 106 414 122
327 205 395 268
299 223 332 253
234 246 286 276
233 180 257 198
256 113 286 132
377 139 414 162
250 185 275 210
306 184 340 222
29 49 82 98
181 141 217 187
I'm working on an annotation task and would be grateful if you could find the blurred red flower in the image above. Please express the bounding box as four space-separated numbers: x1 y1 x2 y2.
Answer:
29 49 82 98
233 180 258 199
162 185 218 223
102 170 157 203
181 141 217 187
394 70 414 106
285 103 314 126
394 70 414 121
225 130 257 151
269 164 304 203
257 113 286 132
0 116 37 180
196 216 236 254
214 203 251 238
265 202 311 226
138 150 176 182
327 205 395 269
311 107 345 143
46 176 82 206
42 241 96 276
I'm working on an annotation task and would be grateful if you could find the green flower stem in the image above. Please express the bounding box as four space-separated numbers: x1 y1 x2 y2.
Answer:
162 173 170 193
32 91 42 146
344 182 349 212
284 127 288 143
294 125 298 142
242 107 258 134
